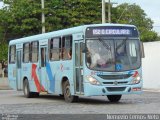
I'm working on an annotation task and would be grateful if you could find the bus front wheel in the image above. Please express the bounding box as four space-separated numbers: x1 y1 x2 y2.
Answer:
107 95 122 102
63 80 78 103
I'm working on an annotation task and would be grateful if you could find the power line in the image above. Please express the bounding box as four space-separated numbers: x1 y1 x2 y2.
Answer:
117 4 128 23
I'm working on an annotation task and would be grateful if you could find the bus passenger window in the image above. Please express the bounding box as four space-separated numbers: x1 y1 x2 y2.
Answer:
41 48 46 67
62 36 72 60
23 43 30 63
50 38 60 61
31 41 39 62
9 45 16 63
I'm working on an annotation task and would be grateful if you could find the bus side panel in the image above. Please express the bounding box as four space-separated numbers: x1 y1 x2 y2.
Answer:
22 63 38 92
47 61 59 94
8 64 17 90
21 61 75 94
46 61 57 93
48 61 74 95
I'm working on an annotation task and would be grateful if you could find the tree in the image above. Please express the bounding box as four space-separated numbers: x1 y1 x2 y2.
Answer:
1 0 102 40
0 1 159 42
0 9 10 62
112 3 159 42
3 0 42 38
0 0 102 61
0 41 8 62
41 0 102 31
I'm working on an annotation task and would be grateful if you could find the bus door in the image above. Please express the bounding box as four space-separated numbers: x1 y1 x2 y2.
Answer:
16 49 22 90
74 41 84 94
39 45 48 92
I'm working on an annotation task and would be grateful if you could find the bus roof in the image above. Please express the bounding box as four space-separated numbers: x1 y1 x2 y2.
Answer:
9 23 136 45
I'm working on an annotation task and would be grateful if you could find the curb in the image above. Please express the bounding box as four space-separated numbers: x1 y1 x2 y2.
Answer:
143 88 160 93
0 85 12 90
0 77 11 90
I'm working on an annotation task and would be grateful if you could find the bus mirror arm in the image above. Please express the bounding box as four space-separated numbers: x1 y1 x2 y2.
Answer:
82 48 87 53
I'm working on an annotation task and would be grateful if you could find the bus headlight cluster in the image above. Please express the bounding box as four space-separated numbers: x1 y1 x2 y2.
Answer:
86 76 101 85
131 75 141 84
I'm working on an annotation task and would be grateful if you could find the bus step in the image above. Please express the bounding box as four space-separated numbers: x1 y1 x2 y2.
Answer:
40 91 48 95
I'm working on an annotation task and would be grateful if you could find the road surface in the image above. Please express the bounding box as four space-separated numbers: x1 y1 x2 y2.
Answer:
0 90 160 114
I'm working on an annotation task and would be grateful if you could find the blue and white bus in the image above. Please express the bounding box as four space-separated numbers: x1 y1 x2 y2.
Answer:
8 24 144 102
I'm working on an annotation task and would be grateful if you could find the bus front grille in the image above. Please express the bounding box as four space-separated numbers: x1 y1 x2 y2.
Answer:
106 87 126 92
98 74 132 80
103 81 128 85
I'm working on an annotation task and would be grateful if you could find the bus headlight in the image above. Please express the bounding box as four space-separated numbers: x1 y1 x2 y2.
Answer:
86 76 101 85
131 75 141 84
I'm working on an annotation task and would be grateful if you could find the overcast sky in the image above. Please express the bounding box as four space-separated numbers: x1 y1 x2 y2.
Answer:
0 0 160 34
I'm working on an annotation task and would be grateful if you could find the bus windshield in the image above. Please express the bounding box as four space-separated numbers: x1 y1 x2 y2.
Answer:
86 38 141 71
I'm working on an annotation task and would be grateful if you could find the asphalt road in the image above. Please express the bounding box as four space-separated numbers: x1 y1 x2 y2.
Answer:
0 90 160 115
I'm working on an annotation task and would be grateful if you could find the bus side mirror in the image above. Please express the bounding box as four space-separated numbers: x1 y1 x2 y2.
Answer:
140 42 145 58
82 43 87 53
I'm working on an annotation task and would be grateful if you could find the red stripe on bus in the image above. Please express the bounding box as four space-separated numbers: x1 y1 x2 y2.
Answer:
132 71 139 77
31 64 45 92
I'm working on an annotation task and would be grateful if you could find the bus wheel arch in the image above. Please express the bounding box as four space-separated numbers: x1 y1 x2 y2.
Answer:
61 76 68 95
61 77 78 103
23 77 28 85
23 77 39 98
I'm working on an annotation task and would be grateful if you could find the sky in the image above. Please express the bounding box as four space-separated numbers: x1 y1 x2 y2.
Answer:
0 0 160 34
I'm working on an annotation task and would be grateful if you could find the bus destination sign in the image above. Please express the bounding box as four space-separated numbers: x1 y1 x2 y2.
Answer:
85 26 139 38
92 29 131 35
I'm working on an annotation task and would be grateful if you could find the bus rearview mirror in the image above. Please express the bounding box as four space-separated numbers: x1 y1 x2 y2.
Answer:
140 42 145 58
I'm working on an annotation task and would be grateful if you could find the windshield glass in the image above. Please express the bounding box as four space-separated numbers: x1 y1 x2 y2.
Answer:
86 38 141 71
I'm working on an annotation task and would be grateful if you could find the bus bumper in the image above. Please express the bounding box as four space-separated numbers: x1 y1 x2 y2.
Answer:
84 83 142 96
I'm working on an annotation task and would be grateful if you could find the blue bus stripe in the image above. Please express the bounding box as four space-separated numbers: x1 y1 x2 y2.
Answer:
46 62 55 92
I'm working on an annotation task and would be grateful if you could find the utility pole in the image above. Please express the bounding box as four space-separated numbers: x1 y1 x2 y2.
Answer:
41 0 45 33
102 0 117 23
102 0 106 23
108 0 111 23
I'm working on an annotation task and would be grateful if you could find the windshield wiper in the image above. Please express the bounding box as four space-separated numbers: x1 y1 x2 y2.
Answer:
116 38 127 52
98 38 111 51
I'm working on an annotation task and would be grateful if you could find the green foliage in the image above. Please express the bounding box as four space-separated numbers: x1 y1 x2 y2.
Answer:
1 0 42 40
0 1 159 43
45 0 102 31
1 0 102 40
140 29 158 42
0 42 8 62
112 3 159 42
0 0 102 61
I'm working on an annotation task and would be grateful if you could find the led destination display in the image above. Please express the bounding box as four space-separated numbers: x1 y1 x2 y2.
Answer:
92 29 131 35
86 26 139 38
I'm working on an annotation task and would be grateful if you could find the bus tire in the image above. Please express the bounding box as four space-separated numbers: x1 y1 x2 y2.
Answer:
33 92 39 97
107 95 122 102
63 80 78 103
23 79 34 98
59 94 64 97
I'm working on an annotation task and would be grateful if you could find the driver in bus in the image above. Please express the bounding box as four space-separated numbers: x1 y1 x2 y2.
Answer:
87 46 106 68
